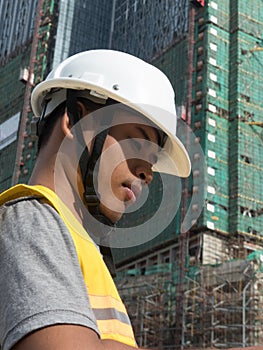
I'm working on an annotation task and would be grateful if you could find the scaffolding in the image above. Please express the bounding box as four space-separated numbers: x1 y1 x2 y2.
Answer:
12 0 58 185
111 0 189 62
116 255 263 349
183 258 263 348
116 267 176 349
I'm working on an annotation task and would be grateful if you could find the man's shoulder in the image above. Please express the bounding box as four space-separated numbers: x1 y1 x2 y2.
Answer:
1 195 40 207
0 195 62 232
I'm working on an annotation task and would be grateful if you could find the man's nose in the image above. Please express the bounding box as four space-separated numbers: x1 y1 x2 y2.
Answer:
135 163 153 184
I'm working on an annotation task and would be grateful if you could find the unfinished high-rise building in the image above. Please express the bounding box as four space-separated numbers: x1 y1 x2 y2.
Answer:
0 0 263 348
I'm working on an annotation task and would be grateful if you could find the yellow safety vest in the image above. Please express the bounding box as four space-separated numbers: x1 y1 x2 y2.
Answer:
0 184 137 347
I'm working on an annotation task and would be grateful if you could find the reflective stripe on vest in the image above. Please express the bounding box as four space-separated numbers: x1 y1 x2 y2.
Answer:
0 184 137 347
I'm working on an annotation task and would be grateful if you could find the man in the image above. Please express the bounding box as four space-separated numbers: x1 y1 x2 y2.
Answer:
0 49 190 350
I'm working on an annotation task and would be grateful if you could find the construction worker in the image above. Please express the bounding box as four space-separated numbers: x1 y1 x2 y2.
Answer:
0 49 192 350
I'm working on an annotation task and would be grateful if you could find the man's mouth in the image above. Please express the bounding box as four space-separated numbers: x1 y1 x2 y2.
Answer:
122 181 142 204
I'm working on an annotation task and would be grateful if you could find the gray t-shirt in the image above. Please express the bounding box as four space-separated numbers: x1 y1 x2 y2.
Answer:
0 196 99 350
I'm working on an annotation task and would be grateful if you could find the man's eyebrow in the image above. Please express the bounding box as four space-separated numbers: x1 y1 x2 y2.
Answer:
136 126 159 145
136 126 150 141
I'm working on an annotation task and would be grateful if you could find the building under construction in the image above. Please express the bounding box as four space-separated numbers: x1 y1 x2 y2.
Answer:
0 0 263 348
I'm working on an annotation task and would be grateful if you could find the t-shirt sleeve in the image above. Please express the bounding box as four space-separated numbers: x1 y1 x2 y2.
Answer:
0 197 99 350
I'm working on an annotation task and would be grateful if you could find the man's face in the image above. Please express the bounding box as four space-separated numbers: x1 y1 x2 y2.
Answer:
97 110 160 223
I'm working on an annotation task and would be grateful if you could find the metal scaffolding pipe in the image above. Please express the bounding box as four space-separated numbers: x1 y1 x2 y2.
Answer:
242 280 251 347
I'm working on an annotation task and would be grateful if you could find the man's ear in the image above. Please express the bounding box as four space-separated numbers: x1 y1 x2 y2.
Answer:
61 111 74 140
61 102 88 140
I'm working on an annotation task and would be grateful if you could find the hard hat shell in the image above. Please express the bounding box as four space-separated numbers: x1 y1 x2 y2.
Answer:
31 49 191 177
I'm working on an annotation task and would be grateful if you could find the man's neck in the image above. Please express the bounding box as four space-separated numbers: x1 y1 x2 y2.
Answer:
29 163 85 227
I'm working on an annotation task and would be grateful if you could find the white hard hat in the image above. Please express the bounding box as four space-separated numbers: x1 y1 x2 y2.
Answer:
31 49 191 177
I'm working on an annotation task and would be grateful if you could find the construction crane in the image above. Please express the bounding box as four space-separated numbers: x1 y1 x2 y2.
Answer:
246 121 263 126
241 46 263 55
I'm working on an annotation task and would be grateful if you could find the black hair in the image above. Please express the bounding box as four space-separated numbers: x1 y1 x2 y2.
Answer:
37 98 109 153
37 101 67 152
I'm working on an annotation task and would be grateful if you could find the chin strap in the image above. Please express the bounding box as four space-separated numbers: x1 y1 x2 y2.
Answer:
66 89 116 277
81 128 109 211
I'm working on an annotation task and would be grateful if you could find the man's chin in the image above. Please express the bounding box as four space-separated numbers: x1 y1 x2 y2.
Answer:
99 203 123 225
